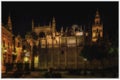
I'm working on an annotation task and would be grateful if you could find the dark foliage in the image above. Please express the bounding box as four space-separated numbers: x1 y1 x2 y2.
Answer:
81 44 107 61
31 32 38 40
39 32 45 38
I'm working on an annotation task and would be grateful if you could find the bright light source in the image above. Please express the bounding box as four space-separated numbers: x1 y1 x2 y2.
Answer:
34 56 39 68
24 57 29 62
67 37 76 44
24 50 27 53
12 52 17 55
93 33 96 37
86 33 88 36
76 32 83 36
84 58 87 61
80 32 83 35
25 52 30 57
4 49 7 53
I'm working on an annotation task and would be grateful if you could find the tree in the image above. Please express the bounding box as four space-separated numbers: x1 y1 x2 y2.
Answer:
25 32 32 39
81 44 107 69
31 32 38 40
39 32 45 38
31 45 38 71
81 45 93 61
108 45 118 58
81 44 107 61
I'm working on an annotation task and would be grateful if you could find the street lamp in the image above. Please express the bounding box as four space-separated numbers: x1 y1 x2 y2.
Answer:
12 51 17 71
3 49 7 65
24 57 29 63
84 58 87 61
24 50 27 53
23 49 27 62
83 58 87 75
23 50 30 63
84 58 87 69
23 50 30 73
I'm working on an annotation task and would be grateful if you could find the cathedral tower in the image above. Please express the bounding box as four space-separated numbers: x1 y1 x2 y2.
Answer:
52 17 56 33
92 9 103 42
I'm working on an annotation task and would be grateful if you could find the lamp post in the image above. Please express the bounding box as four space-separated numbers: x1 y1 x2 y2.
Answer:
3 49 7 65
12 51 17 63
21 49 27 63
24 49 27 53
24 57 29 63
23 49 29 63
83 58 87 75
84 58 87 69
23 50 30 73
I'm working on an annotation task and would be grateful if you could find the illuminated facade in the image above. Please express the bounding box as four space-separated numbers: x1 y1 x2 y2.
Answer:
1 10 104 70
92 10 103 42
2 15 13 72
32 17 56 36
26 17 86 69
29 10 104 69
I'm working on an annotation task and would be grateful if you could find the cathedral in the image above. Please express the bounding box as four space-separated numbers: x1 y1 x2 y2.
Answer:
29 16 85 69
2 10 104 70
32 17 56 37
25 10 103 69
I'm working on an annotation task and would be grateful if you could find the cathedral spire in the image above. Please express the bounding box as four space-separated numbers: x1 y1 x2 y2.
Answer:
52 16 55 23
96 8 100 18
61 26 63 33
94 9 100 24
32 19 34 31
8 14 12 32
65 27 68 33
52 16 56 33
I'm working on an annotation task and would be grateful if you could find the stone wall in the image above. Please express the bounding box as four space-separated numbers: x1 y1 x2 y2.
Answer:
38 46 85 69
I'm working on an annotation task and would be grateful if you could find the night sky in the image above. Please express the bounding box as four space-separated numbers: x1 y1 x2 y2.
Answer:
2 2 118 39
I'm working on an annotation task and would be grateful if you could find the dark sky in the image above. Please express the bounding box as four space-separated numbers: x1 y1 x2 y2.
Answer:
2 2 118 39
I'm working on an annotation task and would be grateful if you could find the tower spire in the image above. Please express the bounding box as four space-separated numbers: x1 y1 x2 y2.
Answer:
94 9 100 24
52 16 56 33
96 8 100 18
8 14 12 32
32 19 34 31
61 26 63 33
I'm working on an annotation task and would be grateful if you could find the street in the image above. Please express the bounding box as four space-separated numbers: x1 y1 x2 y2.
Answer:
2 69 118 78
